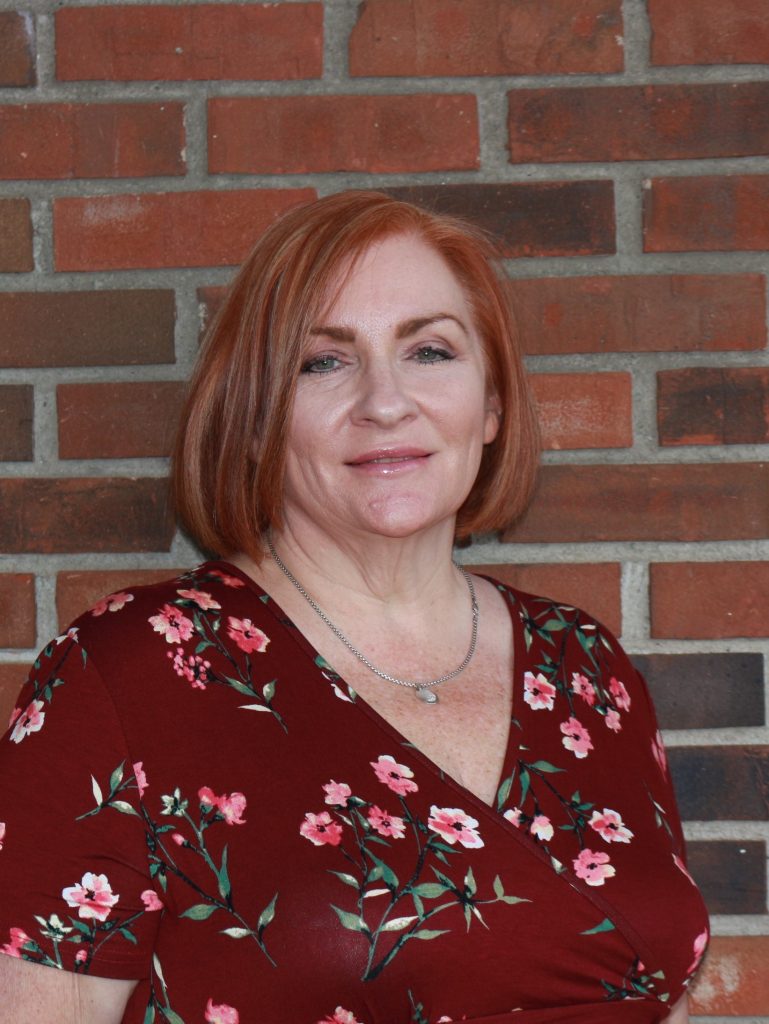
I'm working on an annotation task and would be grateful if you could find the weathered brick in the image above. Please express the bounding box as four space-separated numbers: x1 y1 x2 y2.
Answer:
58 381 186 459
54 189 315 271
633 653 765 730
0 478 174 553
0 664 28 728
0 384 33 461
645 175 769 253
509 83 769 163
209 95 479 174
658 367 769 446
0 198 32 272
349 0 623 77
649 0 769 67
387 182 615 258
504 463 769 543
669 745 769 821
0 291 175 368
690 936 769 1015
0 11 35 86
529 372 632 450
0 574 35 648
57 568 184 629
55 3 322 82
510 274 766 354
651 562 769 639
468 562 621 635
0 102 184 179
686 840 766 916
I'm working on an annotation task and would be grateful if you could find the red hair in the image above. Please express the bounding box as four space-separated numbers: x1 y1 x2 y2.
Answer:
172 190 540 560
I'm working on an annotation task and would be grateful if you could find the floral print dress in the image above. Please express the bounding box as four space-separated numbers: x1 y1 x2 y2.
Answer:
0 562 709 1024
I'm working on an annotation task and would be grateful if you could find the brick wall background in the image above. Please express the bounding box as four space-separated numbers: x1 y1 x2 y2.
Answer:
0 0 767 1016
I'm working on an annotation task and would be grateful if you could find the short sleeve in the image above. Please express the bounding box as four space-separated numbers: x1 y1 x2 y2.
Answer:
0 634 160 979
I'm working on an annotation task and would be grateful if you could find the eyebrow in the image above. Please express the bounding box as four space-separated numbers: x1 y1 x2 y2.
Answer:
309 313 469 342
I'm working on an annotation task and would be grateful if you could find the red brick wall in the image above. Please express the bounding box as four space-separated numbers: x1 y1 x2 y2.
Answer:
0 2 767 1013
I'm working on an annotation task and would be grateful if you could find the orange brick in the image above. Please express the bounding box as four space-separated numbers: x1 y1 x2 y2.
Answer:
649 0 769 67
57 568 184 629
651 561 769 639
0 664 28 727
690 936 769 1015
0 574 35 648
530 373 632 450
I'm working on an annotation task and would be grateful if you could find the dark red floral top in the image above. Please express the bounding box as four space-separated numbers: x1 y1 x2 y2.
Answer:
0 562 709 1024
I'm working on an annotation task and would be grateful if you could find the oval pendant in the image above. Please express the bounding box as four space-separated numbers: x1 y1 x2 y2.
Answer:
416 686 438 704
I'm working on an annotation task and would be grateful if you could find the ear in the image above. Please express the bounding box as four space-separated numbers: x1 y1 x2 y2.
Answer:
483 392 501 444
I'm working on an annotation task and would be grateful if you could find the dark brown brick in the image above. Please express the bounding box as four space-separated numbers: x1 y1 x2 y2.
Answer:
387 182 615 258
57 568 184 629
669 745 769 821
504 463 769 543
0 663 28 727
649 0 769 67
58 382 186 459
0 384 33 461
0 11 35 87
509 83 769 163
0 198 32 272
0 478 174 553
633 653 765 729
0 574 35 648
510 274 766 354
658 367 769 446
0 291 175 368
651 562 769 639
686 840 766 916
468 562 621 635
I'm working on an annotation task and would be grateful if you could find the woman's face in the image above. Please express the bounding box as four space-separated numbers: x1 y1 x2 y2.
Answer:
282 233 500 545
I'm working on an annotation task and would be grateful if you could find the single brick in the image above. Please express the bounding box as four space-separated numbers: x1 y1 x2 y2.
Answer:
0 11 35 86
645 175 769 253
0 478 174 553
0 198 32 271
54 189 315 271
658 367 769 446
55 3 322 82
209 95 479 174
649 0 769 67
529 372 632 450
633 653 765 729
0 573 35 648
651 562 769 639
668 745 769 821
510 274 766 354
387 182 615 258
349 0 623 77
0 291 175 368
509 83 769 163
0 384 33 460
504 463 769 543
468 562 621 635
57 568 185 629
58 381 186 459
686 840 766 916
0 664 29 726
690 936 769 1015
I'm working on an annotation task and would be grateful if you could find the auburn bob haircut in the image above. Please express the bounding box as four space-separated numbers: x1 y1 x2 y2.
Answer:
172 190 540 561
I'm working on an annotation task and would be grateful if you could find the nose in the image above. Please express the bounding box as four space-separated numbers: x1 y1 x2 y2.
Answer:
350 359 418 427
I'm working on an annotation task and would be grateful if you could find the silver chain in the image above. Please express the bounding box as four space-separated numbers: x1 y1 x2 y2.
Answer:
268 538 479 701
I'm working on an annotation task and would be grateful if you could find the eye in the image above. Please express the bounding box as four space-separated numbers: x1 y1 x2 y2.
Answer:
413 344 454 364
300 354 342 374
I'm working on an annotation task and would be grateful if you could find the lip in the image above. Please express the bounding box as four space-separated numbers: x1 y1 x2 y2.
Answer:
347 447 431 466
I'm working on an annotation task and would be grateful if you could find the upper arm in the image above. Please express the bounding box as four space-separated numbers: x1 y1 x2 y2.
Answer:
665 992 689 1023
0 954 137 1024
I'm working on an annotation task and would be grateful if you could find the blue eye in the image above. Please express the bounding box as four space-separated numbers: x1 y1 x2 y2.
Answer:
414 345 453 363
301 355 341 374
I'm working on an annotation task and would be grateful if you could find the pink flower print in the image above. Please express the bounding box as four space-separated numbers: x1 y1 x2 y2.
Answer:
428 806 484 849
589 808 634 844
523 671 556 711
609 676 631 711
560 716 593 759
0 821 5 850
367 805 406 839
652 729 668 775
172 833 186 846
370 754 418 796
176 588 221 611
205 999 240 1024
91 591 134 616
75 949 88 964
317 1009 363 1024
55 626 79 645
323 780 352 806
227 616 270 654
503 807 523 827
62 872 119 922
168 646 212 689
9 699 45 744
133 762 148 798
198 787 247 825
570 672 595 706
530 814 554 842
673 853 697 886
1 926 30 957
572 849 615 887
687 929 709 975
208 569 245 588
149 604 194 644
605 709 622 732
140 889 163 912
300 811 343 847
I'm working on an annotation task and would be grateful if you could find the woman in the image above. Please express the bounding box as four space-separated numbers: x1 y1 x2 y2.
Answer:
0 192 708 1022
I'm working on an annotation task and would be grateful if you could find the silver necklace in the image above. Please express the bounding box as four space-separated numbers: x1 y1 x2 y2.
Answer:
268 539 479 705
